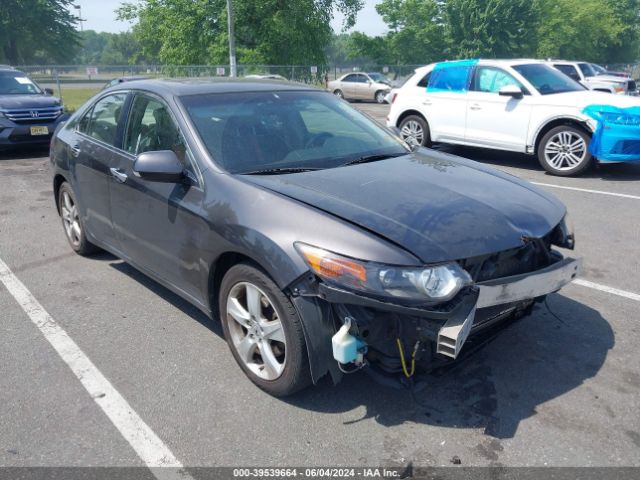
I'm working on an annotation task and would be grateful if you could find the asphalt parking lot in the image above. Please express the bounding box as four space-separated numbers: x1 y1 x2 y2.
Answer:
1 103 639 471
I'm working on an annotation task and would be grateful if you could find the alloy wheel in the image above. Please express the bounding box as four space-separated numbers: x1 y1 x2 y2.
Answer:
400 120 424 146
61 191 81 247
225 282 287 381
544 131 588 171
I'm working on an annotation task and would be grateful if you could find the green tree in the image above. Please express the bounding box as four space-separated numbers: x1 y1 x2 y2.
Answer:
442 0 540 58
537 0 639 63
344 32 393 64
376 0 446 64
74 30 110 64
118 0 364 65
100 32 142 64
0 0 79 64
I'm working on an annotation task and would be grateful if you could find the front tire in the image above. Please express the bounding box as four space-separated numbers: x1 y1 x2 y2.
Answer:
219 263 311 396
58 182 99 256
538 125 592 176
333 89 344 99
399 115 431 147
375 90 386 104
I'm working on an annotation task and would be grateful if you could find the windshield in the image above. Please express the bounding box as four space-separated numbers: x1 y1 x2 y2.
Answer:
578 63 597 77
368 73 390 83
591 63 608 75
181 90 408 174
0 72 42 95
512 64 586 95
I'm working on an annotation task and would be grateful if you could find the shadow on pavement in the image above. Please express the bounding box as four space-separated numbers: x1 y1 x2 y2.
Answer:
104 255 223 337
437 144 640 181
0 146 49 161
101 254 612 440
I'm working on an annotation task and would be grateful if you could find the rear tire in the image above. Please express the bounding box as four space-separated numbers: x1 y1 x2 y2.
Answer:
398 115 431 147
219 263 311 397
538 125 592 176
58 182 99 256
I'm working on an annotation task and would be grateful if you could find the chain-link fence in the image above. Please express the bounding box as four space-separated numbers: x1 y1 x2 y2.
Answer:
15 64 424 88
17 62 640 102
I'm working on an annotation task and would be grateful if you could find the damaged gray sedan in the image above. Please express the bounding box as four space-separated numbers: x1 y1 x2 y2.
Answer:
50 79 581 396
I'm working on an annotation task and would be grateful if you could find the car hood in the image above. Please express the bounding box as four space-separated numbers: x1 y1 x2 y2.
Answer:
0 94 61 109
586 74 629 83
243 150 566 263
538 90 640 109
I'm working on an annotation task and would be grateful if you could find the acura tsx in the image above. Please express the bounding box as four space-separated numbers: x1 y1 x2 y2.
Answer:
50 79 581 396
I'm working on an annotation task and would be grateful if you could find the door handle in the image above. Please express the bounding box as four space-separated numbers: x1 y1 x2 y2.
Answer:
109 168 128 183
469 104 482 111
422 100 432 106
70 145 81 157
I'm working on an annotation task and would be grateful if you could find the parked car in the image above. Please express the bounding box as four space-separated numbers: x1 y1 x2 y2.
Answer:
590 63 631 79
0 66 68 150
547 60 637 95
51 79 580 395
328 72 391 103
244 74 287 81
103 76 151 90
388 59 640 176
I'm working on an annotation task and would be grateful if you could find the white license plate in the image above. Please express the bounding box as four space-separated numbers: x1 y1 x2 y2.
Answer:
30 126 49 136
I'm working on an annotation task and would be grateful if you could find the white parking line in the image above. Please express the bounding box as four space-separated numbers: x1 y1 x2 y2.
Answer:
0 257 193 480
531 182 640 200
574 278 640 302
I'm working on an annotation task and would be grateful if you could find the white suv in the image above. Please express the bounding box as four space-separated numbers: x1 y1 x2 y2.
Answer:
548 61 637 95
387 59 640 176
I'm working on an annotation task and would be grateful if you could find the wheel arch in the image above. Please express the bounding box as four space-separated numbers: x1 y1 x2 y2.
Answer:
53 173 69 214
533 117 592 154
207 249 333 385
208 251 273 319
396 109 427 128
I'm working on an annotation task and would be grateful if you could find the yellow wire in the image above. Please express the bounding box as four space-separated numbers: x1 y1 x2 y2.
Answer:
396 338 417 378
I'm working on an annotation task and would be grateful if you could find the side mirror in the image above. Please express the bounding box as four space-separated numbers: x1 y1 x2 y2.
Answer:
44 88 54 95
133 150 184 183
498 85 524 99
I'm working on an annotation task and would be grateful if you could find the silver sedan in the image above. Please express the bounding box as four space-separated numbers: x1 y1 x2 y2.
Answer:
328 72 391 103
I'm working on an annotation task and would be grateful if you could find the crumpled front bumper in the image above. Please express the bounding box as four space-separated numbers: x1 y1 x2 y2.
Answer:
292 255 582 384
436 257 582 358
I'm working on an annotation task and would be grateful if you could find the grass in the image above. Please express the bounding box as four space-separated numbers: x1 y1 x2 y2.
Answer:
58 87 101 113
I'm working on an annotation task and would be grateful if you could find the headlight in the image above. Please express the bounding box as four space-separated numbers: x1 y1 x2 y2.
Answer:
552 213 575 249
295 243 471 303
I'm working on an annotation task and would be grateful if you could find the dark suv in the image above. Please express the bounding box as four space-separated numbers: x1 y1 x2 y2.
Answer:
0 67 68 150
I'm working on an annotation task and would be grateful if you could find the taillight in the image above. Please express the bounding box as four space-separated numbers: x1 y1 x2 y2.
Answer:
391 93 398 104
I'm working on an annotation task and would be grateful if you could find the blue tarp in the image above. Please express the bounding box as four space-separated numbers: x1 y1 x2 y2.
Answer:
582 104 640 162
427 59 479 93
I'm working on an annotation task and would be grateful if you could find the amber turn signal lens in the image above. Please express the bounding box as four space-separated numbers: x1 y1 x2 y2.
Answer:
298 245 367 284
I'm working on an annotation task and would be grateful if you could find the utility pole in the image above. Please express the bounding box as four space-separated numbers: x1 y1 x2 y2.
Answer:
226 0 237 77
73 4 83 32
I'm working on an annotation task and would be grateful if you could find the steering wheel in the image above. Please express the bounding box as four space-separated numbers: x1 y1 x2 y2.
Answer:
305 132 334 149
538 84 551 93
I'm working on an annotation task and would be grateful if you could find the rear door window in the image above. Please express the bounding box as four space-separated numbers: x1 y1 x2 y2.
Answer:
554 64 581 82
83 93 127 147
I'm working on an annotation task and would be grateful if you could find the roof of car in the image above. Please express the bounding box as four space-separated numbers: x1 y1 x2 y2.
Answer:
414 58 546 73
104 77 315 96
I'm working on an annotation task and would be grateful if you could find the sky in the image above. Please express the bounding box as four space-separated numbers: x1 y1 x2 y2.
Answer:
71 0 388 36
